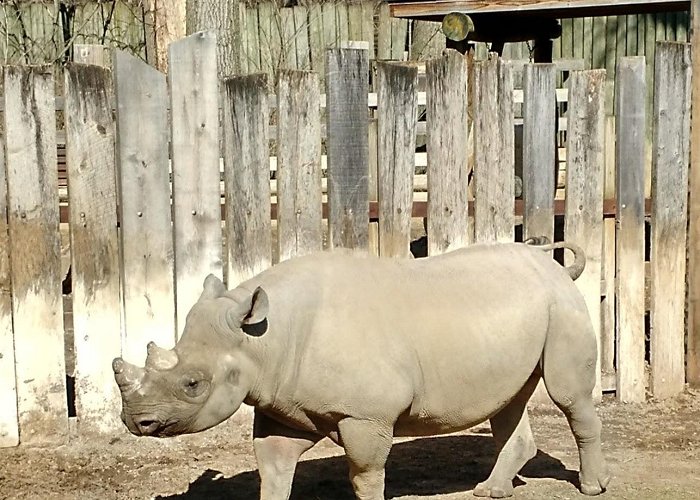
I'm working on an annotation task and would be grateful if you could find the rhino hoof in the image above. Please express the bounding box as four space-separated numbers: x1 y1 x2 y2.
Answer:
473 481 513 498
580 473 611 496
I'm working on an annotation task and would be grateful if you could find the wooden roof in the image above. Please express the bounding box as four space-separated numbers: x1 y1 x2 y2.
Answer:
388 0 690 21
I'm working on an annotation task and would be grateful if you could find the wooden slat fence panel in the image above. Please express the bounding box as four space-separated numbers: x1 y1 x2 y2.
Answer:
473 55 514 243
4 66 68 445
64 63 122 433
325 48 370 250
650 42 691 399
0 79 19 447
168 32 223 338
522 63 556 244
376 62 418 258
615 57 647 403
222 74 272 286
276 70 323 262
426 49 470 255
114 51 176 365
565 69 606 400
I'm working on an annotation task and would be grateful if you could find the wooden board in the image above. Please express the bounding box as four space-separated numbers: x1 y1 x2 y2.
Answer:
426 50 470 255
222 74 272 286
245 6 262 73
309 4 325 78
688 0 700 386
522 63 556 244
325 48 370 250
378 3 392 60
73 44 108 66
4 66 68 445
276 70 323 262
615 57 647 403
258 2 274 76
565 69 606 400
650 42 691 398
280 8 298 70
168 32 223 338
294 7 311 71
64 63 122 434
601 116 617 378
0 74 19 447
113 51 176 365
473 55 514 243
376 62 418 258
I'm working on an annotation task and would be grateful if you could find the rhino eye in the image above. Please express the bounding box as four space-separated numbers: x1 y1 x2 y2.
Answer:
181 376 209 398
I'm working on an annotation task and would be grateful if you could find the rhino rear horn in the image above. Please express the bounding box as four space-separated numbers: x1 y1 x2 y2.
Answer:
199 274 227 301
145 342 179 371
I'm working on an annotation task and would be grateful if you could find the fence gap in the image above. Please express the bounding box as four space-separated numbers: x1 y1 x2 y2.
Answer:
222 74 272 287
426 49 469 255
522 63 556 244
3 66 68 445
168 32 223 338
325 48 370 250
114 51 176 365
601 116 617 388
565 69 606 400
276 70 323 262
0 91 18 447
615 56 647 403
64 63 122 434
376 61 418 258
473 54 515 243
650 42 692 399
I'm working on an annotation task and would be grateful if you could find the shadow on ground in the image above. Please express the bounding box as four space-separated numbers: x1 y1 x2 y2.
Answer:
158 434 578 499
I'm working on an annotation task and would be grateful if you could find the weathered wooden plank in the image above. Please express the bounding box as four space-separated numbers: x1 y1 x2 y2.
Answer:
348 3 363 45
688 0 700 386
294 7 311 71
258 2 275 76
4 66 68 445
308 4 325 77
411 20 446 60
113 51 176 365
64 63 122 434
522 63 556 244
0 73 19 447
601 116 616 378
276 70 323 262
336 2 350 45
605 16 617 113
323 2 338 49
391 18 409 60
280 7 298 70
583 16 593 68
325 48 370 250
474 55 514 243
378 2 392 60
426 50 470 255
615 57 647 403
566 69 606 400
168 32 223 337
377 62 418 258
574 17 585 61
627 15 639 55
650 42 691 399
246 6 262 73
361 0 376 60
222 74 272 286
73 44 107 66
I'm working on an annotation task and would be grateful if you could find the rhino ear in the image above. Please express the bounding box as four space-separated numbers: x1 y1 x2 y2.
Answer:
225 287 269 332
200 274 226 301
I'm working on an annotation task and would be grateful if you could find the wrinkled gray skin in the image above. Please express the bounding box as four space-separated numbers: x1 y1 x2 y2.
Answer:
113 241 610 500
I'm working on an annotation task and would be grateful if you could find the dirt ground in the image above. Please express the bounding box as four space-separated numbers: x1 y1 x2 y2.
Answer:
1 389 698 500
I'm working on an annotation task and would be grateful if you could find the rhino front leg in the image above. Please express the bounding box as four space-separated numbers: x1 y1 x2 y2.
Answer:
338 418 393 500
253 411 321 500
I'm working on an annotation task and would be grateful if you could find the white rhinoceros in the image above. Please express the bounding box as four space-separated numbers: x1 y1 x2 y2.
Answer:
113 241 610 499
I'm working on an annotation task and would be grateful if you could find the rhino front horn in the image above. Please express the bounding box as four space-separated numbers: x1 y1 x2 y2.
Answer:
113 357 145 393
145 342 179 371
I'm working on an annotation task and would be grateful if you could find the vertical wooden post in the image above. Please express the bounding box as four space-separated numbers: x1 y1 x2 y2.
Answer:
473 54 514 243
376 62 418 258
426 49 469 255
276 70 323 262
687 0 700 386
114 51 176 366
65 64 123 434
650 42 692 398
522 63 556 244
0 80 19 447
566 69 606 400
4 66 68 445
222 74 272 287
615 57 647 403
168 32 223 338
325 48 369 250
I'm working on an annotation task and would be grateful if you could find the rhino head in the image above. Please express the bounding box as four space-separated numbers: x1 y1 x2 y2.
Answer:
113 274 269 437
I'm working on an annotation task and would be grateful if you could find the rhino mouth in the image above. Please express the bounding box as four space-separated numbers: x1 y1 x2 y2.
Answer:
123 412 167 437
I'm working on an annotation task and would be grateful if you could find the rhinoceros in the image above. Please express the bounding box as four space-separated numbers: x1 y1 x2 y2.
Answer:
113 241 610 499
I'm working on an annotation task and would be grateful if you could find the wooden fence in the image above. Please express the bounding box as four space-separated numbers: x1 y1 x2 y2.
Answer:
0 32 693 447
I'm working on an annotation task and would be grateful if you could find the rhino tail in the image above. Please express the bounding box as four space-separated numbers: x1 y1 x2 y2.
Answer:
524 238 586 281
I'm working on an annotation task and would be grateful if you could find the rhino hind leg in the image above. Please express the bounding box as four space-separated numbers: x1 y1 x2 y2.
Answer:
253 411 321 500
473 374 539 498
542 306 611 496
338 417 393 500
